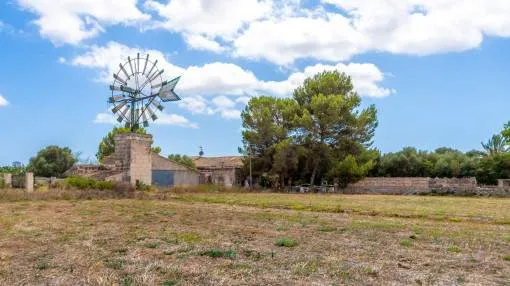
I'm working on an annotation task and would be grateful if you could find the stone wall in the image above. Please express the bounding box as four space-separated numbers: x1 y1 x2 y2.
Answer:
344 177 478 195
200 168 238 187
344 177 430 194
108 133 153 186
429 177 477 194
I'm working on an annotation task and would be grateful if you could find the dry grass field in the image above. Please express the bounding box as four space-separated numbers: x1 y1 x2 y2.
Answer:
0 191 509 285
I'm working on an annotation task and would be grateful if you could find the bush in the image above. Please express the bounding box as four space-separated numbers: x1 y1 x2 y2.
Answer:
65 176 113 190
200 249 236 259
275 238 298 247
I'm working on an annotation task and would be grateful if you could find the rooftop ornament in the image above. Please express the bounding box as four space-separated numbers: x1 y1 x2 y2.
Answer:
108 53 181 132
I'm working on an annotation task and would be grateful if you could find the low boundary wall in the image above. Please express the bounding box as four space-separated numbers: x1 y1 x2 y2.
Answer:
343 177 507 196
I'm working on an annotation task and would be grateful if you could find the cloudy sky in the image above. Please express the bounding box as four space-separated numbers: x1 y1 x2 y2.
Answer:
1 0 510 165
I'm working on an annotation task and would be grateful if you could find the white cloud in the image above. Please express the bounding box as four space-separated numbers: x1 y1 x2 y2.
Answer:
219 109 241 120
182 34 227 53
178 95 214 115
262 63 394 98
154 112 199 129
17 0 149 45
93 113 116 124
0 94 8 106
70 41 392 98
93 111 198 128
57 57 66 64
71 42 392 121
235 96 251 105
145 0 271 51
212 96 235 109
232 0 510 64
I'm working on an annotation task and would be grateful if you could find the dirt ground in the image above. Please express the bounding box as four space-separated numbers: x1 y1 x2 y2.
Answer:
0 193 508 285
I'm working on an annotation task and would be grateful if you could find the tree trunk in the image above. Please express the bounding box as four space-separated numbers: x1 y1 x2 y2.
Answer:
310 162 318 186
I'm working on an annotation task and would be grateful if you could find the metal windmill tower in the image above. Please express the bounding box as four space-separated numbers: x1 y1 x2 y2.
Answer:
109 53 181 131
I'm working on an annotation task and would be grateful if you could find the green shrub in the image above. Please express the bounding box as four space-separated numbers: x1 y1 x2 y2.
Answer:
503 255 510 261
200 249 236 259
65 176 113 190
400 239 413 247
136 180 151 191
447 245 461 253
275 238 298 247
35 263 50 270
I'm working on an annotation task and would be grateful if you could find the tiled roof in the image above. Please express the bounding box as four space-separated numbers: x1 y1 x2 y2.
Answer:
191 156 244 169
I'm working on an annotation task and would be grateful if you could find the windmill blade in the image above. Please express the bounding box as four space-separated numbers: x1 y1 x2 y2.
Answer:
136 53 140 74
112 102 127 113
139 68 163 91
151 99 164 111
117 105 129 123
128 56 134 75
146 106 158 121
149 69 164 82
142 54 149 75
120 85 137 94
119 64 130 80
113 74 127 86
146 60 158 79
108 95 124 103
141 109 149 127
151 80 166 89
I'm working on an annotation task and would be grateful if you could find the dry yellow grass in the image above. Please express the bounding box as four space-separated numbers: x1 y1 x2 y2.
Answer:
0 191 508 285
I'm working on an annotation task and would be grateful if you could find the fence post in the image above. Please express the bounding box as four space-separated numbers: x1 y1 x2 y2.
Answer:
25 172 34 192
3 173 12 188
50 177 56 188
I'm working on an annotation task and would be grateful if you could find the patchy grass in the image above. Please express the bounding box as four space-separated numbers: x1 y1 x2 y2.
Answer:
200 249 236 259
447 245 462 253
0 192 508 284
275 238 298 247
399 239 413 247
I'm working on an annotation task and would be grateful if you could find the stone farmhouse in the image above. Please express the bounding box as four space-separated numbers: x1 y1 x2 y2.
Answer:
66 133 244 188
191 156 244 187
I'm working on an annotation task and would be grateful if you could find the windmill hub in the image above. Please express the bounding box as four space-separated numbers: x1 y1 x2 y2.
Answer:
108 53 181 131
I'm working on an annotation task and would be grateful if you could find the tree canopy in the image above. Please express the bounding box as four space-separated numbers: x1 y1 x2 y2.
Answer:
167 154 196 169
241 71 378 188
27 145 76 177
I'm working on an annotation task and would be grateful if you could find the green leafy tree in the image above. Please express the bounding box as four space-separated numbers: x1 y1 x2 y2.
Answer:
501 121 510 143
241 96 299 178
96 127 161 162
151 146 162 154
271 139 305 188
481 134 508 156
241 71 378 187
27 146 76 177
328 154 375 188
293 71 378 185
167 154 196 169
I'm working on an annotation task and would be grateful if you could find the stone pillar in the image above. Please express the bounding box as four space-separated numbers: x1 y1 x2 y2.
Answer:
3 173 12 188
50 177 56 188
113 133 153 186
25 172 34 192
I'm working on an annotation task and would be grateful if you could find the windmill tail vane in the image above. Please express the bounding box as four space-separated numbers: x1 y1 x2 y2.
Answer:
108 53 182 131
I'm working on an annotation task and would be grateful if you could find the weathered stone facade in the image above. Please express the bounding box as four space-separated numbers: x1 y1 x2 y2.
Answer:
3 173 11 188
345 177 478 195
191 156 243 187
67 133 199 187
103 133 153 185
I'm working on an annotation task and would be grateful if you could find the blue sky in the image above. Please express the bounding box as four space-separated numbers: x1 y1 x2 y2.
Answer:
1 0 510 165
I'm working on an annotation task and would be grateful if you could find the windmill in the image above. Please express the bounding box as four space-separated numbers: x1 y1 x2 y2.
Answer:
109 53 181 131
